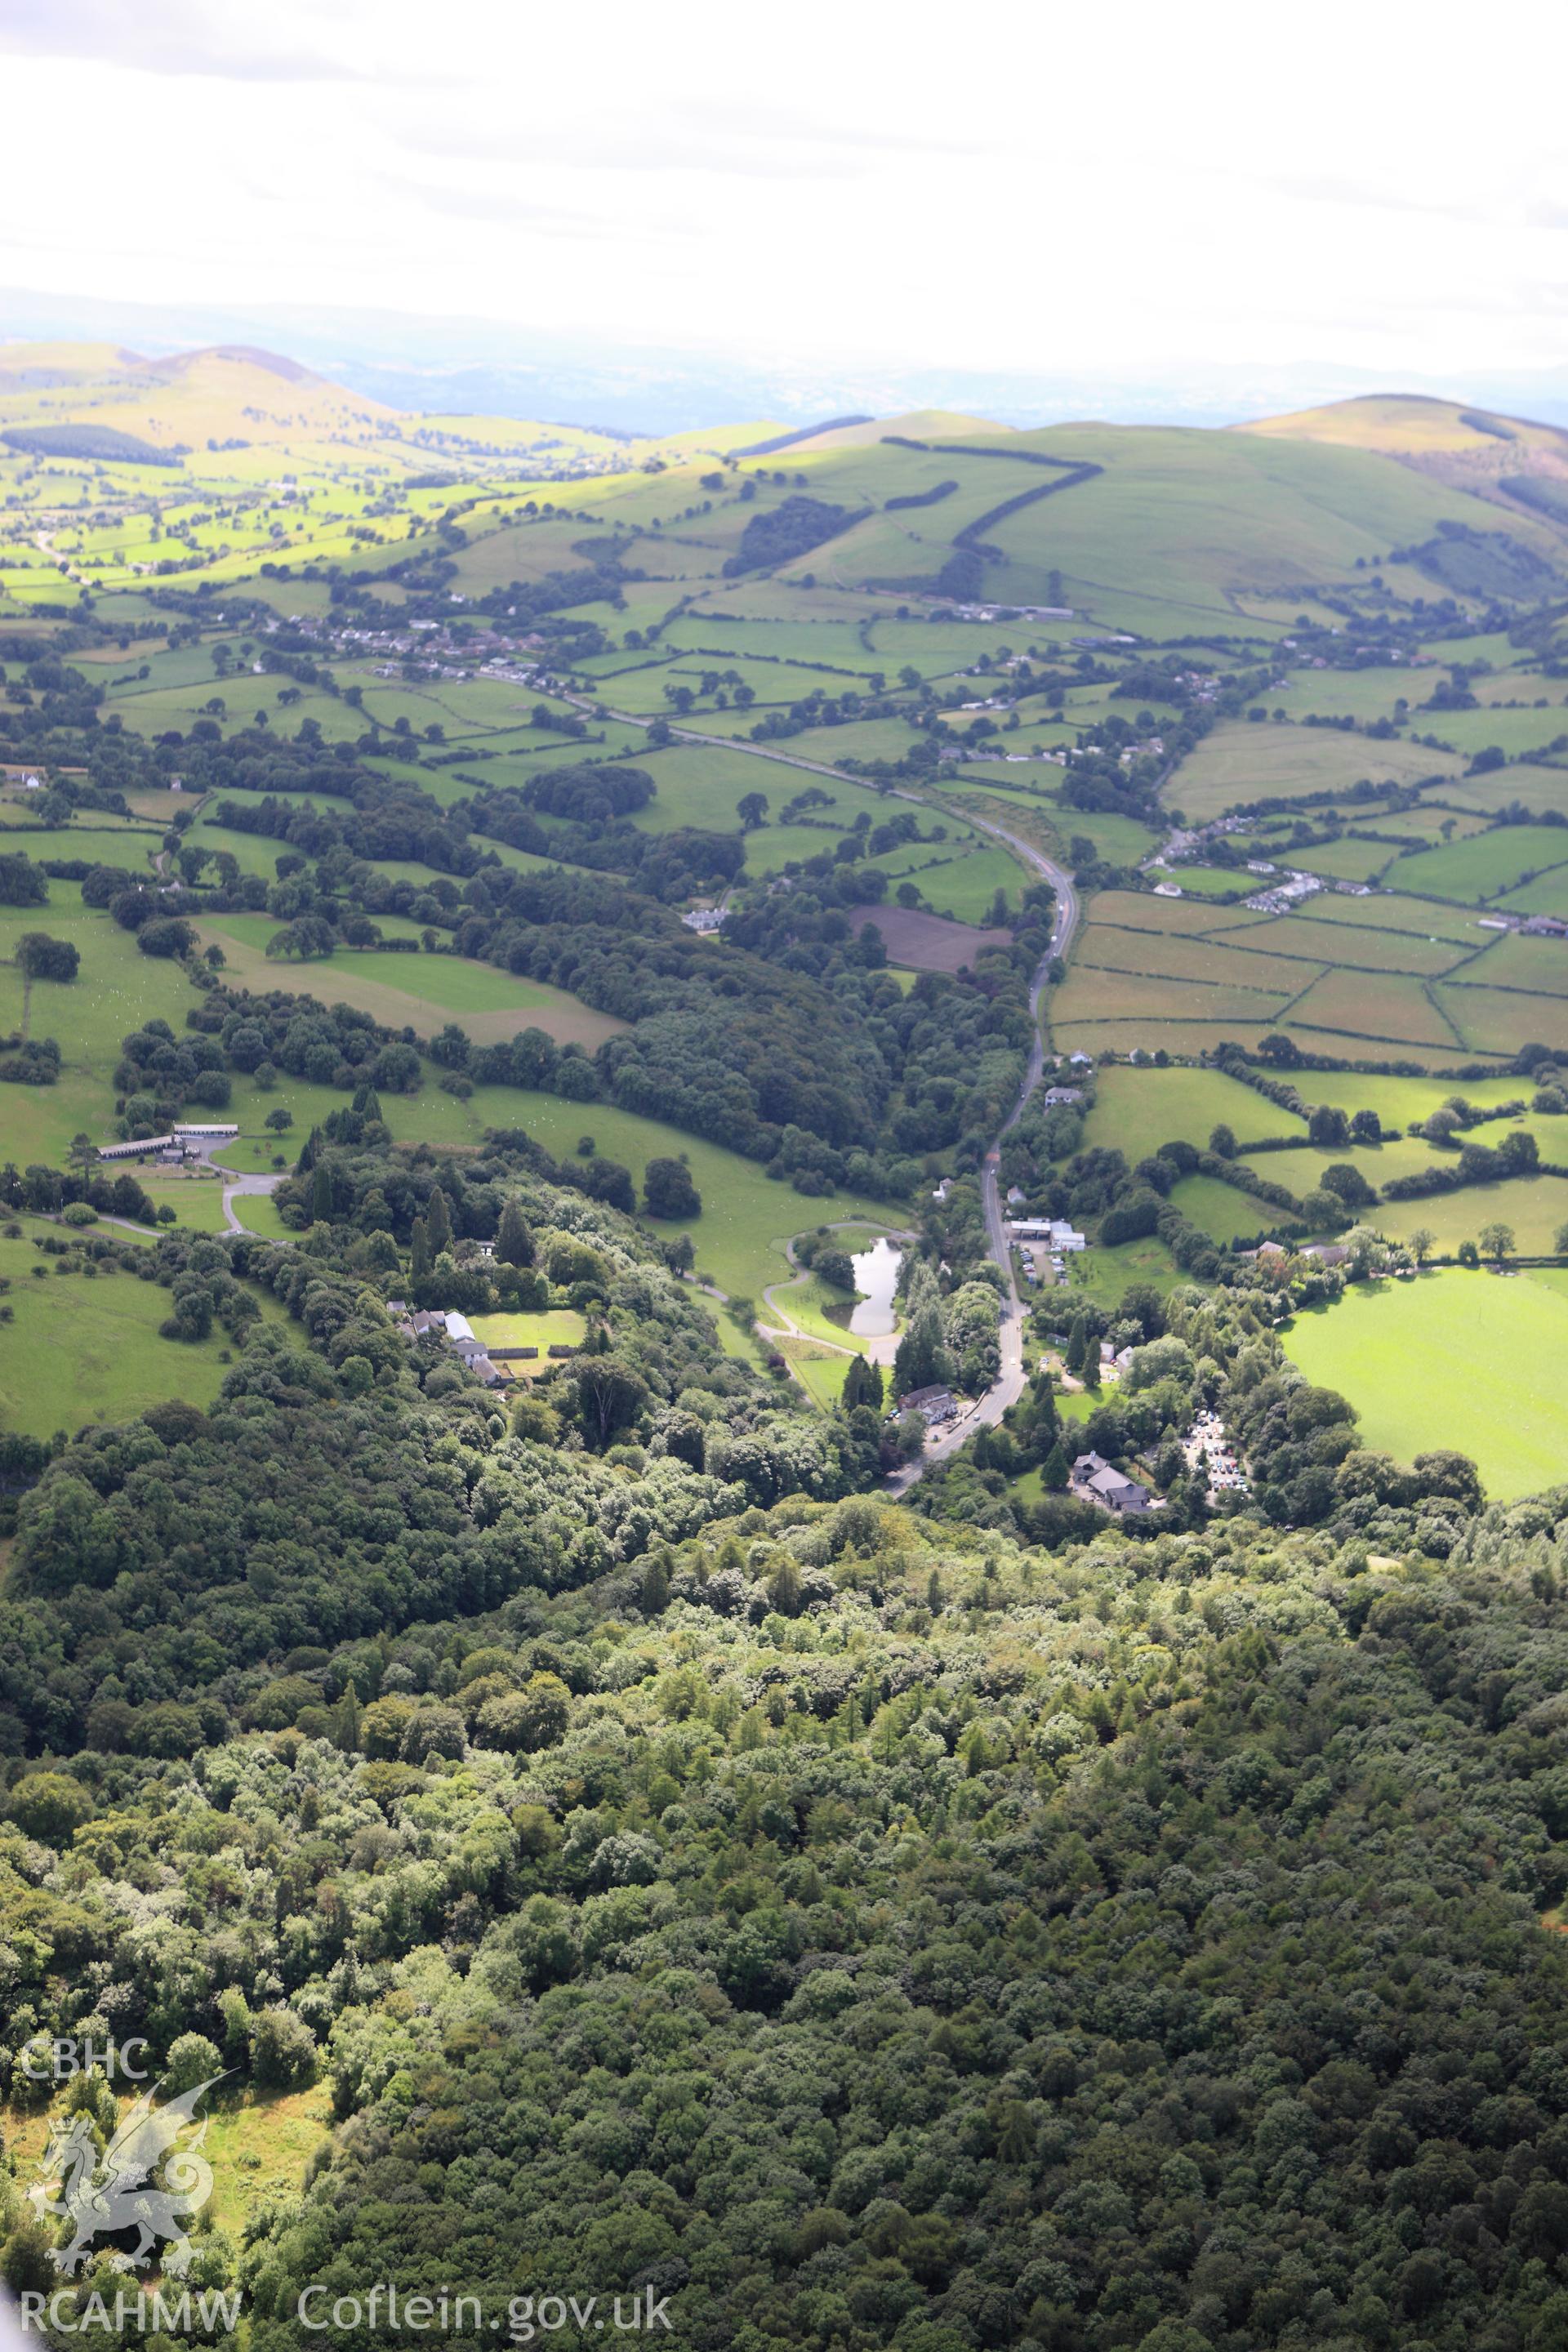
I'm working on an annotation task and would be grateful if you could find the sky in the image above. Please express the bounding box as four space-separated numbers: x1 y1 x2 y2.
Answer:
2 0 1566 403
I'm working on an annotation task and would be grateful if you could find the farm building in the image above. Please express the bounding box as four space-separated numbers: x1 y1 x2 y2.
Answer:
395 1306 504 1386
98 1135 174 1160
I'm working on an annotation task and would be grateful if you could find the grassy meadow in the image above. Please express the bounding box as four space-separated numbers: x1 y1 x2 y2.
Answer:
1283 1269 1568 1499
0 1217 283 1438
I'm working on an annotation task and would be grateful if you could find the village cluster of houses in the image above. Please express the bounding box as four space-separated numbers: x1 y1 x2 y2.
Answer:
1243 869 1325 914
252 607 556 688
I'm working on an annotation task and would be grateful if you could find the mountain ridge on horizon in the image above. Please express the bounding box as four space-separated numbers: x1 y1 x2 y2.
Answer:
9 331 1568 479
8 279 1568 436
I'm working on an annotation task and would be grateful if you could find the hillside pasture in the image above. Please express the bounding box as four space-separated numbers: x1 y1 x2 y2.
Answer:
1448 762 1568 820
1050 964 1293 1034
1081 1065 1303 1158
1239 1134 1454 1192
189 924 626 1048
1147 865 1255 899
1285 966 1466 1053
0 1217 280 1439
1290 1070 1533 1126
1169 1173 1293 1243
1394 825 1568 902
1267 668 1433 726
1078 889 1270 937
1458 933 1568 997
1295 835 1401 883
1074 922 1316 999
1404 704 1568 762
1374 1174 1568 1258
1291 890 1491 944
374 1085 895 1302
1245 912 1477 976
1168 720 1458 822
916 845 1023 922
1498 869 1568 918
1439 982 1568 1055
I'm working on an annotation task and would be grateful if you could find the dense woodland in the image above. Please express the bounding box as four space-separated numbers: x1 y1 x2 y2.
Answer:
3 1102 1568 2352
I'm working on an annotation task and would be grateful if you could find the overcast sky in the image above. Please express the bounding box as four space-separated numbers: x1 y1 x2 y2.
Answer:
2 0 1566 392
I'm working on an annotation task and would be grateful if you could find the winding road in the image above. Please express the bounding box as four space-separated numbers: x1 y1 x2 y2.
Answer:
553 679 1082 1477
889 808 1079 1486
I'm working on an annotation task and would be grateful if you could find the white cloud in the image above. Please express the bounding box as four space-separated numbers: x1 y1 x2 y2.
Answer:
0 0 1563 388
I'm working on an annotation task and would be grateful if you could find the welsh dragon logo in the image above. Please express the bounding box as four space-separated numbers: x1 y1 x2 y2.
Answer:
26 2077 222 2275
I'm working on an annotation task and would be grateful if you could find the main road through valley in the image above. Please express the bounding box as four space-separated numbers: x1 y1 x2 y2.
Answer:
550 682 1080 1484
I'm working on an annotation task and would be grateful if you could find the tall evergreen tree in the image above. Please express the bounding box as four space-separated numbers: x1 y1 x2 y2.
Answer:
409 1215 431 1284
426 1185 452 1256
335 1683 363 1753
640 1553 672 1614
497 1197 534 1267
310 1161 333 1223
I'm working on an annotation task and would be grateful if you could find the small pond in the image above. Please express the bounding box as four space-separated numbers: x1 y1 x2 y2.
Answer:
847 1237 902 1335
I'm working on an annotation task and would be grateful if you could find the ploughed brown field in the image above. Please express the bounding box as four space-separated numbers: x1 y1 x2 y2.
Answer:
844 904 1012 973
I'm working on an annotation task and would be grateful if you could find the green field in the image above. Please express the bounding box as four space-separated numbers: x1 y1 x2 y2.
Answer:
1450 763 1568 821
1374 1173 1568 1258
1282 1268 1568 1499
1054 871 1516 1063
1082 1065 1302 1158
0 1217 279 1437
1169 721 1456 822
1147 864 1254 898
470 1307 587 1370
192 923 626 1047
1058 1232 1197 1308
1169 1172 1292 1243
768 1336 853 1410
1395 826 1568 904
1498 868 1568 918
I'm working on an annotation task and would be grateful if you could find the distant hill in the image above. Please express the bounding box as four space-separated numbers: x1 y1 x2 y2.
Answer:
0 338 782 479
780 415 1568 626
1236 394 1568 528
0 337 397 459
